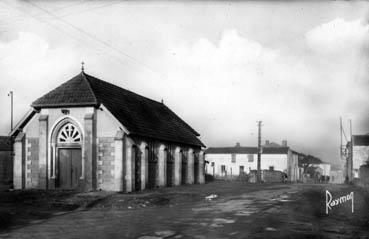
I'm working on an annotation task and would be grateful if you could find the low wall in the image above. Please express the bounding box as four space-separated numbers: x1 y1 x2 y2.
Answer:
219 170 285 183
0 151 13 187
262 170 284 183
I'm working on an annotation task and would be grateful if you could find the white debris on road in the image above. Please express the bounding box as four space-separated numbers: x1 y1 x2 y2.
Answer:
205 194 218 201
265 227 277 231
154 230 176 237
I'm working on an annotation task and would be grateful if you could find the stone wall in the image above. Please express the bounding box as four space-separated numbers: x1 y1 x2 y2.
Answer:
262 170 284 183
249 170 284 183
0 151 12 186
26 138 39 188
97 137 115 191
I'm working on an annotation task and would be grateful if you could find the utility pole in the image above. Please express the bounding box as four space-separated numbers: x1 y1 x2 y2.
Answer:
340 117 343 159
340 117 348 183
8 91 13 132
349 119 353 182
257 121 262 183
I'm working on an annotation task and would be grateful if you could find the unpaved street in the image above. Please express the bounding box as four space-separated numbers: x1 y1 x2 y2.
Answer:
1 182 369 238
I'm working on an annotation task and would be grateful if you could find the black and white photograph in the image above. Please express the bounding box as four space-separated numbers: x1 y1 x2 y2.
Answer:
0 0 369 238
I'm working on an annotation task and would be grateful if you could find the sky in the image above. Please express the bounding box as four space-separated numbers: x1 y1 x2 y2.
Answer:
0 1 368 166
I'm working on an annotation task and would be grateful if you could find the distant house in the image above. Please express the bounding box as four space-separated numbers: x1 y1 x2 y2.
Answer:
10 70 205 192
346 135 369 181
330 170 344 184
204 140 300 182
0 136 13 187
311 163 331 177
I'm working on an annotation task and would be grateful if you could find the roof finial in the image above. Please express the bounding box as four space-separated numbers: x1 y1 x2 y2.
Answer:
81 61 85 72
161 98 164 104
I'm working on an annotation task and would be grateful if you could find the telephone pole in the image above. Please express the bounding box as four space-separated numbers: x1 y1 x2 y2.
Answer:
340 117 348 182
340 117 343 159
349 119 353 181
257 121 262 183
8 91 13 132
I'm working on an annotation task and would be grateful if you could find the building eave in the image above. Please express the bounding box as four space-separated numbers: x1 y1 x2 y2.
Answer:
31 102 99 109
9 109 37 137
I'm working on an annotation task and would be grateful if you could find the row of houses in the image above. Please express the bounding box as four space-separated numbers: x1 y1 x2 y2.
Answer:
204 140 343 184
205 133 369 184
205 141 301 182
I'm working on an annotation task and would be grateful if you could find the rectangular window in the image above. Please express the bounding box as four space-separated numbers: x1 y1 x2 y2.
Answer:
231 154 236 163
269 166 274 171
247 154 254 162
221 165 226 173
211 162 215 167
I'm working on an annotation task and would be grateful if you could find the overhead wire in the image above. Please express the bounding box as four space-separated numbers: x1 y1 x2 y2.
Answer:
59 1 123 18
23 0 165 80
0 2 144 77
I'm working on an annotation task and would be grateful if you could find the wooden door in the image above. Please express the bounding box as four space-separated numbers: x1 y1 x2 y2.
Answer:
58 148 81 189
71 149 81 188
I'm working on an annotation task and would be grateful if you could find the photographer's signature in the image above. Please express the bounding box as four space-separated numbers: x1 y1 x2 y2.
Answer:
326 190 354 215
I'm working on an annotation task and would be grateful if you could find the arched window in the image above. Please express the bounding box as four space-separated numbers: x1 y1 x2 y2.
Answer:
57 123 81 144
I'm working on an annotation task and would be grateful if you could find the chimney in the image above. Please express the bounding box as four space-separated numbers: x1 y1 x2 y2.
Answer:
265 140 269 145
282 140 287 147
235 142 241 147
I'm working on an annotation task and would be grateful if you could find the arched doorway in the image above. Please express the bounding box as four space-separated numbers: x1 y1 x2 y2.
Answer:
133 146 141 191
55 122 82 189
166 149 174 187
181 151 187 185
148 147 157 189
194 152 199 184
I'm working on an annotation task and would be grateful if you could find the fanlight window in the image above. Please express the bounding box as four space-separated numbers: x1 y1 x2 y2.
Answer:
57 123 81 143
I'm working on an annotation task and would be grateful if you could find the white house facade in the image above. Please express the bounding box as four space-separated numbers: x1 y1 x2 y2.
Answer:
205 141 300 182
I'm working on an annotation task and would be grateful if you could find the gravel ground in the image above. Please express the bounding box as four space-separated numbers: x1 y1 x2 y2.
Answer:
0 181 368 238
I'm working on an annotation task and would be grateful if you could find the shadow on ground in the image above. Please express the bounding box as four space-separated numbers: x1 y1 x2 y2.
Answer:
0 189 112 232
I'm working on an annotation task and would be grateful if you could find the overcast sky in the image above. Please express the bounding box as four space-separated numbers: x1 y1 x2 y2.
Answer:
0 1 368 166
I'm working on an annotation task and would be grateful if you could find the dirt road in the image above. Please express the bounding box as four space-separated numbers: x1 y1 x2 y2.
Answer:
1 182 368 238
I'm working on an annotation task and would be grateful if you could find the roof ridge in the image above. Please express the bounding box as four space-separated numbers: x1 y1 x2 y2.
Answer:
81 72 99 105
28 71 204 148
83 72 163 105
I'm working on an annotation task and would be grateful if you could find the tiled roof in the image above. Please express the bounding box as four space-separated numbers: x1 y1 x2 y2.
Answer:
291 150 305 157
353 135 369 146
0 136 12 151
32 73 97 107
205 146 290 155
262 147 289 154
31 72 204 147
205 147 258 154
263 142 282 147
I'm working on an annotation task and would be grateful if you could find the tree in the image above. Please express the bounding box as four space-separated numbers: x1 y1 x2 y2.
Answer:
299 155 322 175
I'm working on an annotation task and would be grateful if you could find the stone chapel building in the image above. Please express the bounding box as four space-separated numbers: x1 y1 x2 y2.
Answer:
10 70 205 192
